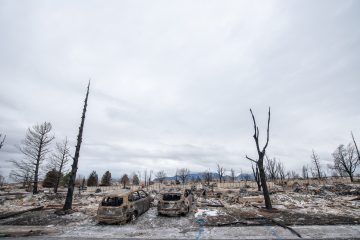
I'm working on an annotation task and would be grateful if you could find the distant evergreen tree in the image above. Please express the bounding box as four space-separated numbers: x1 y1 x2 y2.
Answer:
120 174 129 188
43 169 59 188
87 171 98 186
132 174 140 185
60 172 71 187
100 170 112 186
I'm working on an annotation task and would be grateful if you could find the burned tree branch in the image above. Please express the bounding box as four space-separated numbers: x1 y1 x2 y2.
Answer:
246 156 257 164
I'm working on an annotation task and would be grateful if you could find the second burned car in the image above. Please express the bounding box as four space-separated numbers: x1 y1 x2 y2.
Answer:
157 188 194 216
97 189 152 224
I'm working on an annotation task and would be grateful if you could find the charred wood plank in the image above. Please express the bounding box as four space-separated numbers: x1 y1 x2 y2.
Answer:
0 206 44 220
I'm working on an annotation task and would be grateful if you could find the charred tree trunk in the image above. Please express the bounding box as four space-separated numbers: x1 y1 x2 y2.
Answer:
0 134 6 150
252 164 261 191
246 108 272 210
63 82 90 211
33 140 42 194
352 132 360 163
258 157 271 208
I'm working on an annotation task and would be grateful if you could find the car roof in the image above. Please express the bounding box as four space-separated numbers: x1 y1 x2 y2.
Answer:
104 190 143 198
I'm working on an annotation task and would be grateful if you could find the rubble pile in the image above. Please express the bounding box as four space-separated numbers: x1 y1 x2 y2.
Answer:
0 182 359 229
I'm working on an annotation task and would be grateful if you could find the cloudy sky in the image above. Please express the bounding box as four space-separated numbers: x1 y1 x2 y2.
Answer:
0 0 359 180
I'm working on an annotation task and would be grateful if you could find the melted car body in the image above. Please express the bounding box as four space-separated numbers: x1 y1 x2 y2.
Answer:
97 190 151 224
157 188 194 216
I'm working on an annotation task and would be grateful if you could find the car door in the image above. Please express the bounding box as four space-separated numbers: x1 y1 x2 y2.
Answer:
129 191 141 215
139 190 150 211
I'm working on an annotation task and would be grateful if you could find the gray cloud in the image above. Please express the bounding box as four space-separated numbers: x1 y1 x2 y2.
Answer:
0 0 359 179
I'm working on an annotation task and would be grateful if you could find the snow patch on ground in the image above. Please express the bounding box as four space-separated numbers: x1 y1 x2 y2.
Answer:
195 209 219 218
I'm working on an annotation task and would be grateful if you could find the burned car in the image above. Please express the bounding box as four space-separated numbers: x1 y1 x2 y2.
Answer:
97 190 151 224
157 188 194 216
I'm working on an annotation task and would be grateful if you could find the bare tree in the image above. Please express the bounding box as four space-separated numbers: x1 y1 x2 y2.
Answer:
202 169 212 185
19 122 55 194
148 170 153 186
311 150 323 180
9 157 32 190
144 169 147 186
302 165 309 179
0 133 6 150
265 156 278 180
63 81 90 211
290 170 299 179
48 138 70 193
352 131 360 163
0 174 5 186
276 161 286 182
178 168 190 184
230 168 236 182
132 174 140 185
174 169 179 184
216 164 225 183
137 171 142 185
251 163 261 191
332 143 358 182
246 107 272 209
155 170 167 184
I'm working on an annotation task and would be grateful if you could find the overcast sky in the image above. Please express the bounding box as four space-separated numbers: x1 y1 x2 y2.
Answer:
0 0 359 180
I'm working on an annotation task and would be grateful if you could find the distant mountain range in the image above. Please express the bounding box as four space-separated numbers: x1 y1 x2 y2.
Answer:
159 172 254 181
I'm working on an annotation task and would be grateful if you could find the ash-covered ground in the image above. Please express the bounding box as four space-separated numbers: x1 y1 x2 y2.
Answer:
0 181 360 239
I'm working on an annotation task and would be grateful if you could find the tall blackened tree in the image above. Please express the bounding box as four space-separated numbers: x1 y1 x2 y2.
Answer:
63 81 90 211
101 170 112 186
48 138 70 193
246 108 272 209
0 133 6 150
20 122 54 194
352 132 360 163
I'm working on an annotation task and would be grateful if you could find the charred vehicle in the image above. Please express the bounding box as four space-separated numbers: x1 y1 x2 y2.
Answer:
97 190 151 224
157 188 194 216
